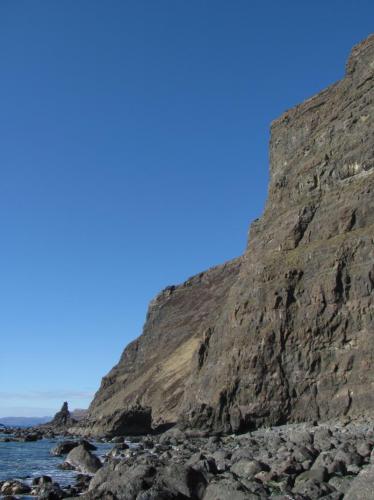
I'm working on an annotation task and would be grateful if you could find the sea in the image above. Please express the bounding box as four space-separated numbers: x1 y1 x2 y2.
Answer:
0 432 112 494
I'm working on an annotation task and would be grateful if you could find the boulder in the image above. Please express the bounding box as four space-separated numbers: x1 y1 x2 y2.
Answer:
51 440 79 456
32 476 52 486
203 478 259 500
340 464 374 499
1 480 31 495
231 459 269 480
65 444 102 474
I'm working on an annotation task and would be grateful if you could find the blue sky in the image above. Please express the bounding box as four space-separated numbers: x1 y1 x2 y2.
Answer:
0 1 373 417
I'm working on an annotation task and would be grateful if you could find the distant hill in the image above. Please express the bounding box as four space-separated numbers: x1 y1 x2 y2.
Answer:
0 416 52 427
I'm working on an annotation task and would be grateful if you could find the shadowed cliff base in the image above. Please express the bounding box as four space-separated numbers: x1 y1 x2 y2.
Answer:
72 33 374 438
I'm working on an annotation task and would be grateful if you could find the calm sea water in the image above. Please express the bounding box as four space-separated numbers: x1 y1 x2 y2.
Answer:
0 433 111 489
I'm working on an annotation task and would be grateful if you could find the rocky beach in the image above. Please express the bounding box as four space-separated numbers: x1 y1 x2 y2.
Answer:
2 416 374 499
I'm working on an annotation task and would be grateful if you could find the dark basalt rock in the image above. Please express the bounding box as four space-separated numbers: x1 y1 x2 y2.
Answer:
50 402 77 428
51 439 96 456
64 444 102 474
0 480 31 496
79 34 374 437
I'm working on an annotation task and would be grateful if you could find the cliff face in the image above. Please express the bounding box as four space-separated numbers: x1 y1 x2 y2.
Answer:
85 35 374 437
180 34 374 432
84 259 241 436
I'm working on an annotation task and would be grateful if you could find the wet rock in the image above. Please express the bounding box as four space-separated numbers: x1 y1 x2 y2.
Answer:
80 439 97 451
52 439 97 456
110 435 124 443
51 440 79 456
58 461 75 470
22 432 42 442
0 480 31 495
33 482 66 499
65 444 102 474
142 437 155 449
32 475 53 486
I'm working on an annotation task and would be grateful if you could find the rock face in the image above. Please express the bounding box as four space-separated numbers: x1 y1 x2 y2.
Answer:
84 259 241 436
85 34 374 437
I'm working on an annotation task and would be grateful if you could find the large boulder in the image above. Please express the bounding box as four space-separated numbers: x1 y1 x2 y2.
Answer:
51 439 97 456
344 464 374 499
51 440 79 456
1 480 31 495
65 445 102 474
87 460 207 499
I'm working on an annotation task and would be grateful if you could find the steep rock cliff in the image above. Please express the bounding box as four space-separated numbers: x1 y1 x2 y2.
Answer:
181 33 374 432
84 259 241 436
84 34 374 436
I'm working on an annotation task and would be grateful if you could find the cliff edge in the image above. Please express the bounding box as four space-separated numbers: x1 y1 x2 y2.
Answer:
78 34 374 437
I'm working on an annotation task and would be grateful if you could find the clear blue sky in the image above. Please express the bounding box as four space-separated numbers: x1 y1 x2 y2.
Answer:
0 1 373 417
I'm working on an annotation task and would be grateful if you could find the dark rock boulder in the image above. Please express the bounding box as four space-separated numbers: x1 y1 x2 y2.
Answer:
51 439 96 456
86 461 207 500
65 444 102 474
0 480 31 496
22 432 42 442
31 482 66 499
32 476 53 487
51 440 79 456
203 478 259 500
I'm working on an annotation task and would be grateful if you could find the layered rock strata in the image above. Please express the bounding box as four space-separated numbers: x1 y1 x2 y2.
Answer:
180 34 374 432
83 34 374 437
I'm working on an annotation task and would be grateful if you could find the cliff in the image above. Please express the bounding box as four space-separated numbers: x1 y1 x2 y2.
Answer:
81 34 374 437
82 259 241 436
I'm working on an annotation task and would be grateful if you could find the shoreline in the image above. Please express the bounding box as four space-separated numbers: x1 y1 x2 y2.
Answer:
1 416 374 498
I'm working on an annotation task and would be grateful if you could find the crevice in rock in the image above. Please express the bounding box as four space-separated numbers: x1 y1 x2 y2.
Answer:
293 204 318 247
197 328 213 370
